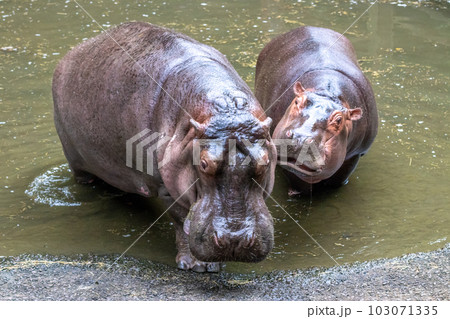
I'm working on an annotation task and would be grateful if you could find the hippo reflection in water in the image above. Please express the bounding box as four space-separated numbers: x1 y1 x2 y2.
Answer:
53 22 277 272
255 26 378 192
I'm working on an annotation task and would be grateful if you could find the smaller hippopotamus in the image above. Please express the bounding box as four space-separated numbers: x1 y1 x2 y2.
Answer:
255 26 378 192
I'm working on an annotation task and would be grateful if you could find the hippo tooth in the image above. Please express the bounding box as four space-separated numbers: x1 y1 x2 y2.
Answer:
183 219 190 235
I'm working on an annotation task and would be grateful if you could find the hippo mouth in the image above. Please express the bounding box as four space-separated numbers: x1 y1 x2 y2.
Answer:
279 157 323 176
184 200 274 263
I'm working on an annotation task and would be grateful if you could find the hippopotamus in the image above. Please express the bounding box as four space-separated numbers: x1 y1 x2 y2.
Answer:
255 26 378 191
53 22 277 272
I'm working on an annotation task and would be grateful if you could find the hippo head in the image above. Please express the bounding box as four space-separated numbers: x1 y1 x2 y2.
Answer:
273 81 362 184
186 113 276 263
161 108 276 263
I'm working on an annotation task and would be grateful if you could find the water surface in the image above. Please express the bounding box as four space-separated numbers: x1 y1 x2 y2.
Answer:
0 0 449 272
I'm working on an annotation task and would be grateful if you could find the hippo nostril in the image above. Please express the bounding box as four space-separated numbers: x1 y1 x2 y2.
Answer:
239 232 256 249
246 233 256 249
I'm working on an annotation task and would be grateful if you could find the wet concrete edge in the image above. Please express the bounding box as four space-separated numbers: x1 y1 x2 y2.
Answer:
0 244 448 300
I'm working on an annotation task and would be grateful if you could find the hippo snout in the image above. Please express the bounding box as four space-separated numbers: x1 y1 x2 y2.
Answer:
188 214 274 263
192 230 273 263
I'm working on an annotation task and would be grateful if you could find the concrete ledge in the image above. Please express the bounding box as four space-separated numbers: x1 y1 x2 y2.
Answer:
0 244 448 300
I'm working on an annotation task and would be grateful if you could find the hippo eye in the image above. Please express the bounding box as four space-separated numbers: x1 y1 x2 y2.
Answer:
331 112 343 125
200 159 208 170
328 112 344 133
199 152 218 175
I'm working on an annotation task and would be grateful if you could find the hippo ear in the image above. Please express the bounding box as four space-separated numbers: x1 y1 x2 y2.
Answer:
260 117 272 132
189 119 206 134
348 108 362 121
339 97 363 121
293 81 306 96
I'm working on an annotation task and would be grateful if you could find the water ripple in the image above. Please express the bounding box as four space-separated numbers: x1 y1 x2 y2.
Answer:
25 164 81 207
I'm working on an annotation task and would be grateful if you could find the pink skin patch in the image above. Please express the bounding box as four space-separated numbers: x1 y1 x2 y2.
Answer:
138 186 149 196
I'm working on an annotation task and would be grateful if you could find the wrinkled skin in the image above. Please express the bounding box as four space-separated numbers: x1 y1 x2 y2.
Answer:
255 26 378 191
53 22 276 272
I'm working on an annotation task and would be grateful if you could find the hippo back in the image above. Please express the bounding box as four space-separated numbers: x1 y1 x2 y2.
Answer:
53 22 264 196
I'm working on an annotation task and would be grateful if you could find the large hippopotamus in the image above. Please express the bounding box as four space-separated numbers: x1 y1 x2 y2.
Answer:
53 22 277 272
255 26 378 191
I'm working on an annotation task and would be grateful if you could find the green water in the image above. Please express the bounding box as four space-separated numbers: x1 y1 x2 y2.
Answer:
1 0 448 273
